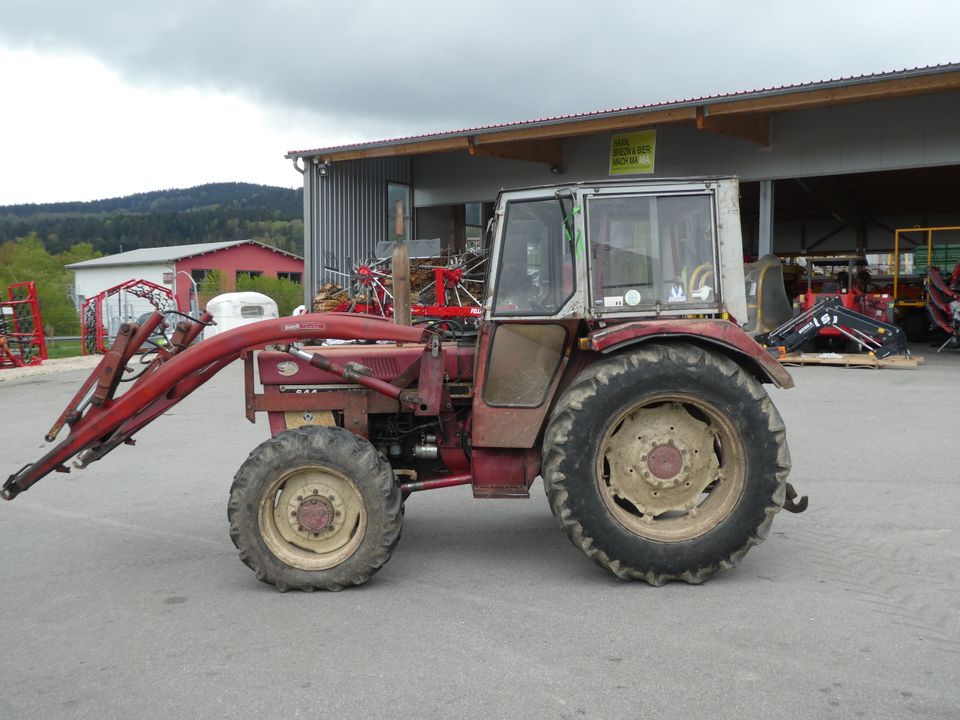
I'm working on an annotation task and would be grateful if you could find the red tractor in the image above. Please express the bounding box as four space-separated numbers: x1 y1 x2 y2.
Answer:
4 178 805 590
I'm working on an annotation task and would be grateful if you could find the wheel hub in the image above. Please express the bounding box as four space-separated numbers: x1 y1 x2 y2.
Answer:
604 403 719 516
296 495 335 533
647 443 683 481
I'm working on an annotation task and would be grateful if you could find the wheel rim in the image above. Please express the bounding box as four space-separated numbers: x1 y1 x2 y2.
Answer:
258 465 367 570
596 394 746 542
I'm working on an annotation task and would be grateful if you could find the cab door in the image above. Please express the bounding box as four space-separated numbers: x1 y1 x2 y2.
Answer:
470 191 582 495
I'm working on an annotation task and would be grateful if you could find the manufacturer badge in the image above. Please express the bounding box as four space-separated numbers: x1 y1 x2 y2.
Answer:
277 361 299 377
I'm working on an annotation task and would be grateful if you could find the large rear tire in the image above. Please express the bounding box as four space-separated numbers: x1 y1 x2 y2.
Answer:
228 426 402 591
542 343 790 585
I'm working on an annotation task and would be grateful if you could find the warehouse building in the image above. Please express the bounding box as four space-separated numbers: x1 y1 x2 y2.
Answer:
287 64 960 315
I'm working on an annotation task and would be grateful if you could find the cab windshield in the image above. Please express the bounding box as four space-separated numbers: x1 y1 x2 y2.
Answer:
587 194 717 311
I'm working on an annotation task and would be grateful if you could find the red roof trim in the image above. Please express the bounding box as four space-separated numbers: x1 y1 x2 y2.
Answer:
175 240 303 263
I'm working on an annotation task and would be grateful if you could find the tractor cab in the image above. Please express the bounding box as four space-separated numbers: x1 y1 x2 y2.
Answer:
483 178 749 324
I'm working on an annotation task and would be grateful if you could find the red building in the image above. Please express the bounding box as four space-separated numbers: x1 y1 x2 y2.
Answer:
69 240 304 314
173 241 303 310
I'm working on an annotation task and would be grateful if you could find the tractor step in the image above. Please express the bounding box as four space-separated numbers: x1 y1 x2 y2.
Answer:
778 352 923 369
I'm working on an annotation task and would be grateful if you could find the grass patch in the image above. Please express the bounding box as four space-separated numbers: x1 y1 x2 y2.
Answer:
45 340 84 359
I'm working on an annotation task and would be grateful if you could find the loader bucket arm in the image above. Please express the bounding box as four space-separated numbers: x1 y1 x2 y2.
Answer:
3 312 425 500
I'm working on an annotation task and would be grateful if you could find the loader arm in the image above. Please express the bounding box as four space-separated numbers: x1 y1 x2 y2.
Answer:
3 312 425 500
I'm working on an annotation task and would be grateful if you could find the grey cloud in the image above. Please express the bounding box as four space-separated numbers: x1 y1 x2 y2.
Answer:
2 0 958 141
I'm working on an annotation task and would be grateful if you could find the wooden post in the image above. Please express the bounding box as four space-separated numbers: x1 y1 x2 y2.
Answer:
395 199 405 238
392 241 411 326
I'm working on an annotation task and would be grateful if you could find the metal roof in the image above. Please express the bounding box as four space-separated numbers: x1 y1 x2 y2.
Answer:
65 240 302 269
288 63 960 160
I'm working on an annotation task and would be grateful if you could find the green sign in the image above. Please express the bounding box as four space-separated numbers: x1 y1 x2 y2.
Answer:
609 130 656 175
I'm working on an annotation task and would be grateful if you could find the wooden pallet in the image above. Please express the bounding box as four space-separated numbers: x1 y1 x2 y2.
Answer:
778 352 923 369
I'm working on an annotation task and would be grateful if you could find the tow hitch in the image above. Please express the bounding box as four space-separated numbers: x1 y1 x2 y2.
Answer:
783 482 808 513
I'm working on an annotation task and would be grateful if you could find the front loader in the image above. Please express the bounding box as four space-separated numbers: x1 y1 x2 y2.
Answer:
4 177 806 591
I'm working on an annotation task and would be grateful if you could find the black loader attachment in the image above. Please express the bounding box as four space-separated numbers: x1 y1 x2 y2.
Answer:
757 296 909 359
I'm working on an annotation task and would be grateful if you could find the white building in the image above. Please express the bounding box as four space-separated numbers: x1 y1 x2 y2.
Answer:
66 241 245 317
67 239 304 317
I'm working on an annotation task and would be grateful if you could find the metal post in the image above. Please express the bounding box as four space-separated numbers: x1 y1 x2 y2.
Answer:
759 180 774 258
176 270 199 316
300 160 318 311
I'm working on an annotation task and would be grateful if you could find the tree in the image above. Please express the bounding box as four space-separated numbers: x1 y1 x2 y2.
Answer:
0 233 101 334
236 274 303 315
198 269 224 309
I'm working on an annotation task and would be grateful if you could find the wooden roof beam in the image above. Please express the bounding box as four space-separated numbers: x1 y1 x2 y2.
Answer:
696 107 769 147
705 70 960 116
313 107 696 162
477 107 696 144
467 138 563 167
317 136 472 163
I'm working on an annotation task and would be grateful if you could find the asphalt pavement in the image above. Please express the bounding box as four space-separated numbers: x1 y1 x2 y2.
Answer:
1 350 958 719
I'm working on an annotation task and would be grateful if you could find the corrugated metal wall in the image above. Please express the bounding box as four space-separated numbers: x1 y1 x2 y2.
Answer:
308 157 412 290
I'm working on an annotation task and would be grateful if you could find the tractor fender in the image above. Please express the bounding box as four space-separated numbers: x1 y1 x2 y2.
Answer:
586 319 794 389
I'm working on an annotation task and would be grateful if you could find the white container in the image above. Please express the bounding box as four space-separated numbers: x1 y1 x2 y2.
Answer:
204 292 279 338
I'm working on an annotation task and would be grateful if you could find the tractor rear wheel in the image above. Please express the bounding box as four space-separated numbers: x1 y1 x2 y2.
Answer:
542 343 789 585
228 426 402 591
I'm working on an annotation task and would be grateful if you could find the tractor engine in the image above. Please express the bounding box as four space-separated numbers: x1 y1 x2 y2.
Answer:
254 339 476 481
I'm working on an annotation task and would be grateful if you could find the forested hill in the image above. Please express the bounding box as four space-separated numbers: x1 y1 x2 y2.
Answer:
0 182 304 256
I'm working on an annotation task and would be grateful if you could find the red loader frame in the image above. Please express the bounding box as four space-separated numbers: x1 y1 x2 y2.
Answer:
3 312 425 500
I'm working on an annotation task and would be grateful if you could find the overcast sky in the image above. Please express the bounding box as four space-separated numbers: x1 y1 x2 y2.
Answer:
1 0 958 205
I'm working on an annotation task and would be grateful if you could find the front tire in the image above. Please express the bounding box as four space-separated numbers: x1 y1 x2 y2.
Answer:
542 343 790 585
228 426 402 591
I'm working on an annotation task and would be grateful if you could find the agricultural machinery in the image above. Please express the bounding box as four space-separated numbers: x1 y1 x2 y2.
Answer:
745 255 909 359
926 262 960 351
316 251 486 327
80 278 175 354
0 281 46 368
4 177 806 591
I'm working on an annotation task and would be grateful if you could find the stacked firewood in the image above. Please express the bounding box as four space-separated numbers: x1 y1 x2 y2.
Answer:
312 283 349 312
410 263 442 301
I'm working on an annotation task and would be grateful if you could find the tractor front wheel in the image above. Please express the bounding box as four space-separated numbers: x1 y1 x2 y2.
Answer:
542 343 789 585
228 426 402 591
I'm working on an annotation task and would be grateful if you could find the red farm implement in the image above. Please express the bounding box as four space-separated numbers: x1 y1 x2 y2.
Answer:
0 281 46 368
318 252 486 329
80 278 176 354
926 262 960 351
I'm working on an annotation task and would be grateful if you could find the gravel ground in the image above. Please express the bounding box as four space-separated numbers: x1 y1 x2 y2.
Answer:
0 354 100 382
